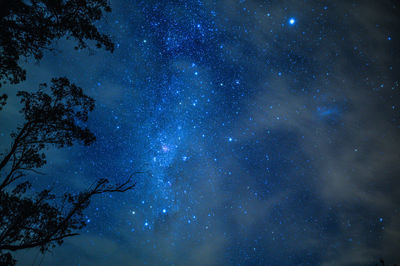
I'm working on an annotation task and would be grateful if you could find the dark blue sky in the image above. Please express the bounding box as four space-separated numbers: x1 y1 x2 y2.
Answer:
2 0 399 265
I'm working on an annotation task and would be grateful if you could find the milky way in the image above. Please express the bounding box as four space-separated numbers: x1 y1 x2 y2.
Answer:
4 0 399 265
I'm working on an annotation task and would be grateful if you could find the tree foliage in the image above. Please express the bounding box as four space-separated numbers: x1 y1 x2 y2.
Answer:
0 78 95 190
0 79 136 264
0 0 114 87
0 1 137 264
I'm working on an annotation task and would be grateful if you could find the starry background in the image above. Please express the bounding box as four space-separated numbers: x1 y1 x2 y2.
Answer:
1 0 400 265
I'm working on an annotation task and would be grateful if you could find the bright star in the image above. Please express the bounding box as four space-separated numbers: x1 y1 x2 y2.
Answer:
289 18 295 25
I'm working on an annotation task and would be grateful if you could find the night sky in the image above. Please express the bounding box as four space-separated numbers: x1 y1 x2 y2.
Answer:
2 0 400 265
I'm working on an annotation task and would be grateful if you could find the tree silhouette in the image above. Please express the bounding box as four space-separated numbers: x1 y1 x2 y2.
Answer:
0 0 114 109
0 0 114 85
0 1 136 264
0 79 136 265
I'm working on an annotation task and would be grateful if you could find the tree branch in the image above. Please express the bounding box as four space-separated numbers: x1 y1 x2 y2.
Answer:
0 122 31 172
0 233 79 251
